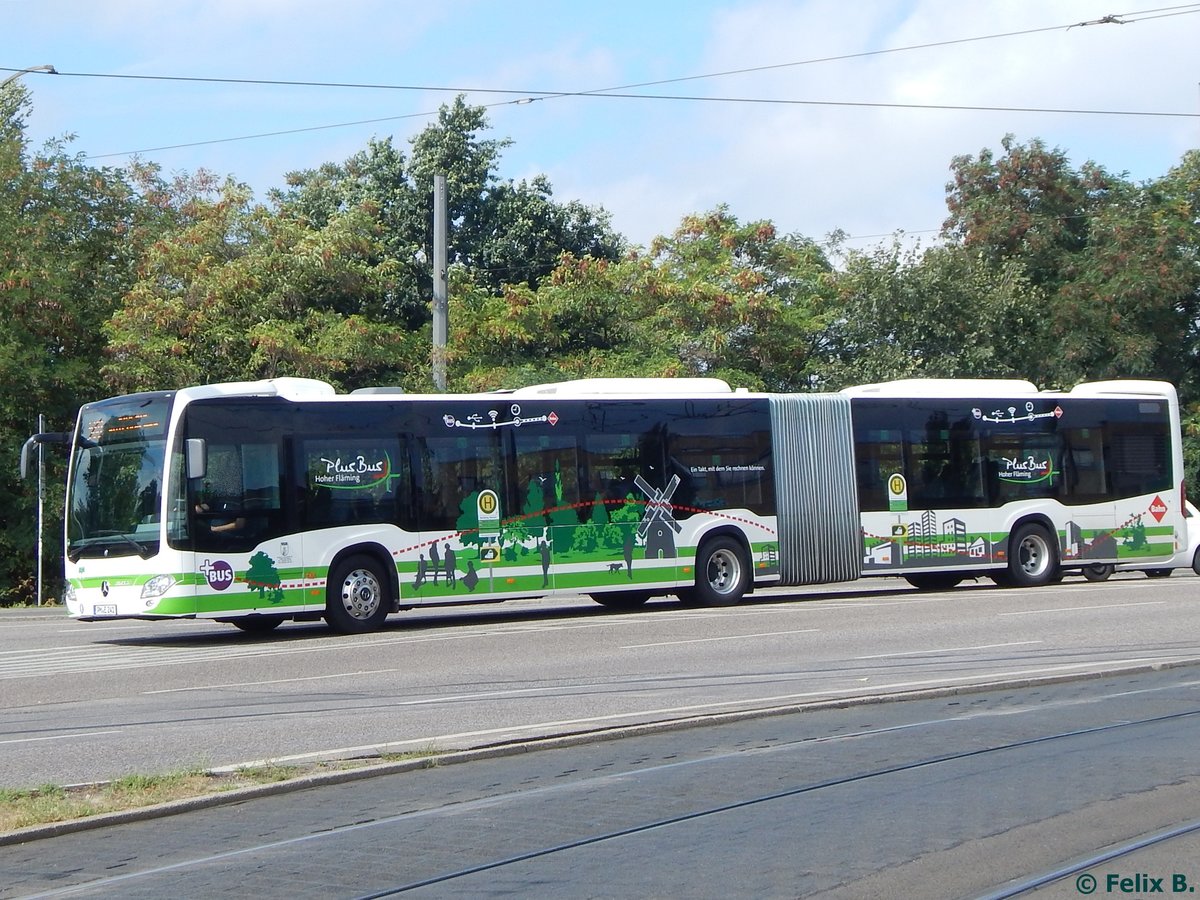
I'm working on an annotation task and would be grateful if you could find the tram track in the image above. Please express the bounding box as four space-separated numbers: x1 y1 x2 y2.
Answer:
979 817 1200 898
347 707 1200 897
19 694 1199 898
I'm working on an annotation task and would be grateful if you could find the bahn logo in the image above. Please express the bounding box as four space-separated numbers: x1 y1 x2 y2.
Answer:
1149 496 1168 522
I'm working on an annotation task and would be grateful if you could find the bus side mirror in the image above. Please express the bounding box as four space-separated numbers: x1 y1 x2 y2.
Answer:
185 438 207 480
19 431 70 480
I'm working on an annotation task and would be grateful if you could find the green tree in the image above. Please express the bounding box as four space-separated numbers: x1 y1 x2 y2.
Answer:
271 137 428 327
450 207 831 392
943 134 1121 293
941 137 1200 401
103 180 422 393
818 241 1042 387
1048 151 1200 392
1 83 148 602
275 97 623 334
638 207 833 390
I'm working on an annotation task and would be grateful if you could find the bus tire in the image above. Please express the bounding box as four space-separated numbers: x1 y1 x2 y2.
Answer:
1143 568 1173 578
692 536 749 607
1008 523 1058 587
904 572 964 591
1082 563 1114 582
591 592 651 610
229 615 284 633
325 554 391 634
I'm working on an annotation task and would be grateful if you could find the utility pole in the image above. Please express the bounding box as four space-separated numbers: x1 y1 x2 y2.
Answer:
36 414 44 607
432 174 448 392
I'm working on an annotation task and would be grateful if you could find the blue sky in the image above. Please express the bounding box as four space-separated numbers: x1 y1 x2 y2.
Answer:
4 1 1198 250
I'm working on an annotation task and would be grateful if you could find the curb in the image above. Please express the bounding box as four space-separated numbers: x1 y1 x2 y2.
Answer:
3 656 1199 847
0 607 64 620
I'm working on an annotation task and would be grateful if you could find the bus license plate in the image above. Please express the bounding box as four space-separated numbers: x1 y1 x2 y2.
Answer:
93 605 117 617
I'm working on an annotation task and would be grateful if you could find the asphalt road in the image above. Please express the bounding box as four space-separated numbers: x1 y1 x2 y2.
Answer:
3 573 1200 789
3 665 1199 898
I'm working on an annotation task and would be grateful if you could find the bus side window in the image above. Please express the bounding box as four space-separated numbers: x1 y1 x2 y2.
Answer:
853 432 904 513
1065 428 1106 499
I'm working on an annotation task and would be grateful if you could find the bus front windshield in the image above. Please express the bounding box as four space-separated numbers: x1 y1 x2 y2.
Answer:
66 393 174 561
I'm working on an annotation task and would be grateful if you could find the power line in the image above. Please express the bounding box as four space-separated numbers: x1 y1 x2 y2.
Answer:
85 92 1196 162
10 4 1198 102
81 89 1199 162
86 110 441 159
10 3 1193 160
540 5 1200 98
519 92 1198 118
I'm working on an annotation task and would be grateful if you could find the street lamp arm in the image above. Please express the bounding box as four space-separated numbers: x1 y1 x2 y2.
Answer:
1 64 58 89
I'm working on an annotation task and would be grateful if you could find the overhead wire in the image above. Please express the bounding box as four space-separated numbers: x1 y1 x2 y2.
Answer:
7 3 1195 242
11 2 1190 162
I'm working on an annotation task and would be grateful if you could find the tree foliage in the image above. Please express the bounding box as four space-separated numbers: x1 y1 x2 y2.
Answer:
103 178 423 393
0 84 145 602
273 97 623 329
449 206 831 391
819 242 1041 387
942 136 1200 393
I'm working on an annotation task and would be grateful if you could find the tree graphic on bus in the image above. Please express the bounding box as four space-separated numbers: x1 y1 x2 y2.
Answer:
245 551 284 604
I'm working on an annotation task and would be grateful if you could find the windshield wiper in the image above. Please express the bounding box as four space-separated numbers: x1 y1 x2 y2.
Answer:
68 531 155 562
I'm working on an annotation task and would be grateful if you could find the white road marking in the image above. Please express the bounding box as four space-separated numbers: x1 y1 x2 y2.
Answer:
622 629 819 649
998 601 1165 615
856 640 1044 660
0 730 121 746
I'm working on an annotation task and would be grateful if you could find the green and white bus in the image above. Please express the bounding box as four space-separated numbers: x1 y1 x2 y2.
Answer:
23 375 1186 633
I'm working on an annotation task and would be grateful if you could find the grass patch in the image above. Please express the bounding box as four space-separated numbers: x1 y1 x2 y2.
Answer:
0 752 443 834
379 744 443 766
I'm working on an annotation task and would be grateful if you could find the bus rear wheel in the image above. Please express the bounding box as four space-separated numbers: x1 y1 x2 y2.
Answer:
326 554 391 634
1007 523 1059 587
692 536 749 607
1082 563 1115 582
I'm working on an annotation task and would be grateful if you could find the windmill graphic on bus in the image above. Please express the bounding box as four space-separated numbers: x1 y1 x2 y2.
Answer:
636 474 681 559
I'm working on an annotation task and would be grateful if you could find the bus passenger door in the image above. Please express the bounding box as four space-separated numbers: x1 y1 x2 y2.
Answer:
165 448 199 615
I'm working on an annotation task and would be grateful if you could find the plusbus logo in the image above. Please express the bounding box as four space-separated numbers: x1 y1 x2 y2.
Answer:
313 453 392 490
997 454 1056 484
200 558 235 591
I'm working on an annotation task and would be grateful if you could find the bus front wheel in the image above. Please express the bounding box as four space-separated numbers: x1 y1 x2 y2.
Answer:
692 537 749 607
1008 523 1059 587
326 554 391 633
229 615 284 633
591 591 651 610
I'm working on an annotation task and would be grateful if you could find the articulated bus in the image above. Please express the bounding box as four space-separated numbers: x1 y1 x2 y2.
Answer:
22 375 1185 633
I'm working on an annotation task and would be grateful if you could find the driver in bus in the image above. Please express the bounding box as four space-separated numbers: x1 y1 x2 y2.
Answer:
195 482 245 533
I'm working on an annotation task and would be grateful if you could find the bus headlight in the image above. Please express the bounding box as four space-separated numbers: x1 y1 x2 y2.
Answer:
141 574 176 600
